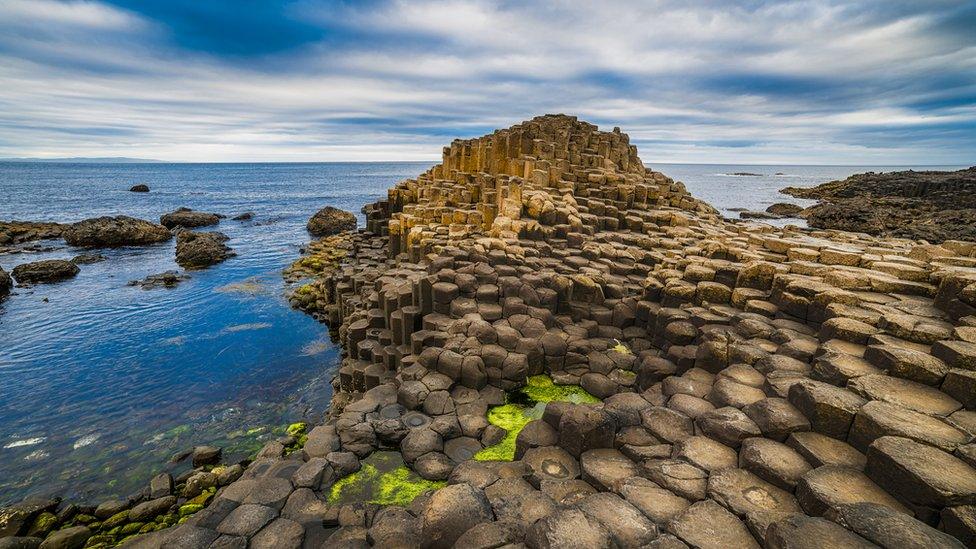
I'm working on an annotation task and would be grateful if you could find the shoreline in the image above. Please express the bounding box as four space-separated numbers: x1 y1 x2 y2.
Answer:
3 115 975 548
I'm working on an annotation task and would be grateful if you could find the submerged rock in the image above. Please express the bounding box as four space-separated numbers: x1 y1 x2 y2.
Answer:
175 231 234 269
129 184 150 192
12 259 79 284
232 212 255 221
63 216 171 248
307 206 356 236
127 270 189 289
160 208 222 229
70 253 105 265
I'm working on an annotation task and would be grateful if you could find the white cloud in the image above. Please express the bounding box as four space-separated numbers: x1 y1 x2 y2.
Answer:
0 0 972 163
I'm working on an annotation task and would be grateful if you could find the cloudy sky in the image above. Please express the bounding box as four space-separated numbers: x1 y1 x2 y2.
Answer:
0 0 974 164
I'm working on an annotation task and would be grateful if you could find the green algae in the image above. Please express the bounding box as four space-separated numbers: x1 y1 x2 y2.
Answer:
327 451 444 507
474 375 598 462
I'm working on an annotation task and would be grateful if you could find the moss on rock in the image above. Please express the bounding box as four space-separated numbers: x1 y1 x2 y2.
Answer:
328 451 445 506
475 375 598 462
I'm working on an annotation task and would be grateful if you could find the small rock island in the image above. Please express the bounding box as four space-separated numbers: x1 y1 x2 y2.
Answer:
2 115 975 548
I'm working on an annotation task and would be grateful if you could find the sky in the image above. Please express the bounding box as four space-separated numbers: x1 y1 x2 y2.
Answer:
0 0 974 164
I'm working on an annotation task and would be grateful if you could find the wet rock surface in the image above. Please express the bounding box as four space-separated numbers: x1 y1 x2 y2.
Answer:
0 266 11 298
159 208 222 230
782 166 976 242
11 260 79 284
127 271 189 290
5 115 976 548
0 221 66 246
174 231 234 269
62 216 172 248
129 184 150 193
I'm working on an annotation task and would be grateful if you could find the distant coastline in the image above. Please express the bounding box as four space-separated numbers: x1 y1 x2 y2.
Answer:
0 157 168 164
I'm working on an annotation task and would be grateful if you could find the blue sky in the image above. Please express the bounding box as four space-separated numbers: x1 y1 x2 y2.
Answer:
0 0 974 163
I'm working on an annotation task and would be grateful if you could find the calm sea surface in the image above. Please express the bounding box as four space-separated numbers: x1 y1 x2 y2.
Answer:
0 161 965 505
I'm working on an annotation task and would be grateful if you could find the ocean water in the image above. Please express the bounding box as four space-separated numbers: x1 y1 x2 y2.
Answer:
0 161 430 505
0 161 965 505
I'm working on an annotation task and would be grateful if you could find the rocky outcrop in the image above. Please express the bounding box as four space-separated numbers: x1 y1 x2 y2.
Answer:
159 208 222 229
307 206 356 237
766 203 804 217
6 115 975 548
175 231 233 269
129 184 150 192
781 166 976 242
0 221 66 246
0 266 11 298
11 259 79 284
62 216 171 248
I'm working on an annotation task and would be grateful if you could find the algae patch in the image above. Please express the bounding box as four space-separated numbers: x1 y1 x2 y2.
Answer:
474 375 598 462
328 451 444 506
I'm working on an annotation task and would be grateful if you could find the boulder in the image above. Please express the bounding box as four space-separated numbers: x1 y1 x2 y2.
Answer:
307 206 357 237
37 526 91 549
129 184 149 192
420 483 494 549
667 500 759 549
11 260 79 284
160 207 222 229
526 507 613 549
175 231 234 269
62 216 171 247
765 515 874 549
0 267 12 298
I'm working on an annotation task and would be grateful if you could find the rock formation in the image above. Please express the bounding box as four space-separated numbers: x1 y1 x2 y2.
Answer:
11 259 80 284
307 206 357 236
130 184 150 193
6 115 976 548
175 231 234 269
62 216 172 248
781 166 976 242
0 221 66 246
0 266 11 298
160 208 222 230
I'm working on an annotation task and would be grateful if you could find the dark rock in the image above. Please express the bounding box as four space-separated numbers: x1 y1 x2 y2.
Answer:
576 492 657 546
307 206 356 237
127 270 189 289
69 253 104 265
558 405 616 457
37 526 91 549
832 502 966 549
129 184 149 192
0 267 11 298
93 499 127 519
175 231 234 269
129 496 176 522
160 208 221 229
63 216 171 247
191 445 222 467
865 435 976 508
12 260 79 284
149 473 173 499
667 500 759 549
526 507 612 549
0 537 43 549
765 514 874 549
0 499 59 537
766 203 804 216
781 166 976 243
232 212 255 221
419 483 493 549
740 210 782 220
250 518 305 549
215 504 277 537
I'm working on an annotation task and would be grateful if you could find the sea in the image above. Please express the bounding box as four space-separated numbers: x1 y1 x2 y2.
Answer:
0 161 966 505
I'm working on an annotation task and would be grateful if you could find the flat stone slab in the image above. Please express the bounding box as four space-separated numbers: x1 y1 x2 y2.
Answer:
848 374 962 417
866 436 976 508
796 465 910 517
667 500 760 549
